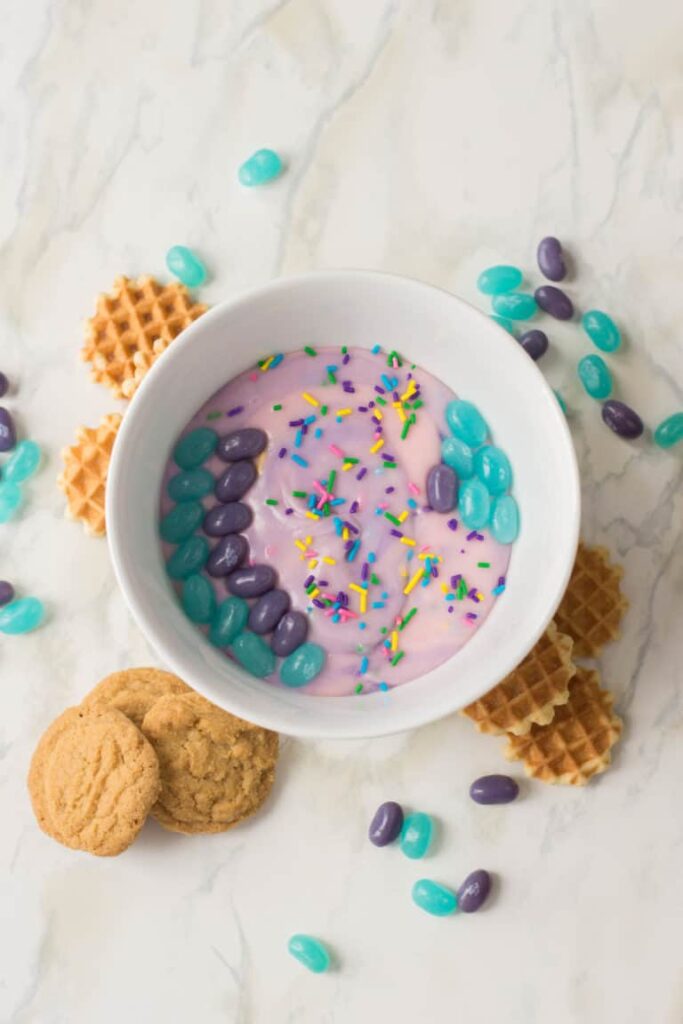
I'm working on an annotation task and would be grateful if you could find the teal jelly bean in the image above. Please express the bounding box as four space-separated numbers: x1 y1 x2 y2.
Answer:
288 935 331 974
238 148 284 187
181 574 216 624
654 412 683 449
173 428 218 470
160 501 204 543
476 265 523 295
490 314 515 335
400 812 433 859
0 596 45 635
0 481 23 523
167 468 214 502
473 445 512 495
232 631 276 678
458 478 490 529
582 310 621 352
166 245 207 288
554 389 568 415
490 494 520 544
577 354 612 400
441 436 474 479
280 642 326 687
491 292 538 321
3 440 42 483
166 535 209 580
445 400 488 448
412 879 458 917
209 596 250 647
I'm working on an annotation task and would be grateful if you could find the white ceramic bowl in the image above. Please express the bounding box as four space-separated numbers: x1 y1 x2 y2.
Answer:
107 271 579 739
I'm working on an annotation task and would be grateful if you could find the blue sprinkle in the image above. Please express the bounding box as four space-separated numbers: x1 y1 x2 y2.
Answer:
331 613 341 622
270 353 284 368
330 497 345 506
326 364 338 372
407 498 418 509
359 656 369 675
378 682 389 692
371 344 381 354
359 622 367 630
368 552 377 563
347 539 361 562
334 517 343 536
336 417 343 424
304 415 316 425
314 428 323 438
492 584 506 596
291 454 308 467
294 429 303 448
383 639 391 648
381 374 393 390
406 549 414 561
371 601 386 609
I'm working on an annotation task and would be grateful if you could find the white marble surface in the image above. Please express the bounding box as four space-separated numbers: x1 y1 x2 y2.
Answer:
2 1 682 1021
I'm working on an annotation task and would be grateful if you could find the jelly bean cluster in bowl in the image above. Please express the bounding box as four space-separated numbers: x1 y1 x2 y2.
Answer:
107 271 580 739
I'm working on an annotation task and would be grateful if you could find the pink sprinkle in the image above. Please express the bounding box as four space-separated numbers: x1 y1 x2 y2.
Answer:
377 502 389 510
408 482 420 495
249 372 258 382
329 444 344 458
264 545 275 558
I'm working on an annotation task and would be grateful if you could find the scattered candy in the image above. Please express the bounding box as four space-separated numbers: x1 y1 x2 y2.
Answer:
601 400 644 440
160 501 205 543
0 480 24 523
400 812 433 859
476 265 523 295
271 610 309 656
206 534 249 577
0 596 45 635
248 589 291 635
217 428 268 462
288 934 330 974
582 310 621 352
0 373 8 398
0 580 15 605
238 148 284 188
457 869 491 913
518 329 548 361
368 801 404 847
446 400 488 448
491 293 538 321
231 631 277 678
215 460 258 502
412 879 458 917
0 407 17 452
490 494 520 544
166 245 207 288
227 564 277 597
534 285 574 321
469 774 519 805
654 412 683 449
167 467 214 502
426 463 458 513
166 535 209 579
458 479 490 530
181 574 216 624
173 428 218 469
536 236 566 282
280 642 326 687
577 354 612 400
441 436 474 479
203 501 253 537
209 596 249 647
473 446 512 496
2 440 42 483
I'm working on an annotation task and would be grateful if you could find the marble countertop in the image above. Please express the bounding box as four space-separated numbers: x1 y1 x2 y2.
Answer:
2 1 682 1021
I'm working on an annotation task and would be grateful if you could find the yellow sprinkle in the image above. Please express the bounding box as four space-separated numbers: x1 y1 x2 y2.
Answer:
393 404 406 422
322 556 336 565
342 527 350 540
309 587 320 599
398 510 409 523
308 558 318 568
418 552 436 560
294 540 307 551
305 536 313 545
400 380 417 401
360 591 367 614
441 583 449 594
305 511 319 520
349 583 365 594
403 568 425 595
391 631 399 652
260 356 274 372
400 567 409 578
399 536 416 547
370 438 384 454
374 408 383 420
301 392 319 407
476 591 484 602
342 461 355 471
336 408 352 417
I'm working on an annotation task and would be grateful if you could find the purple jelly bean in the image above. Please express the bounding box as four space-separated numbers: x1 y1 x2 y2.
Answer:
368 801 404 847
248 588 291 634
0 580 15 606
469 774 519 805
227 564 277 597
214 460 257 502
534 285 574 321
0 373 8 399
206 534 249 577
271 610 309 656
0 408 17 452
217 428 267 462
537 236 567 282
518 329 549 361
426 464 458 513
457 869 491 913
203 501 253 537
601 400 644 439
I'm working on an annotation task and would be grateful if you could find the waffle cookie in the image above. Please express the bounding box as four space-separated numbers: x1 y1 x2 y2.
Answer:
461 621 576 736
81 275 206 399
504 666 622 785
57 413 121 536
555 542 628 658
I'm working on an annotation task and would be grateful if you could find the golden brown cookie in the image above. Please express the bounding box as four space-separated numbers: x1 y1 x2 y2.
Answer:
57 412 122 536
461 621 576 736
28 706 160 856
504 667 623 786
81 275 206 400
141 692 278 835
81 668 192 730
554 542 629 658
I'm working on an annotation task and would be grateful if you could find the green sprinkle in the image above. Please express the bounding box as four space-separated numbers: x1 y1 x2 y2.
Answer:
292 490 307 498
341 345 348 354
398 607 417 630
400 420 411 440
327 469 336 491
380 627 388 635
375 396 387 407
304 346 317 357
272 403 282 411
412 399 424 410
477 562 491 568
387 350 402 367
356 644 365 654
371 573 380 585
206 411 222 420
343 457 359 466
355 683 363 694
320 405 328 416
391 651 405 667
384 512 401 526
327 370 337 384
265 498 278 506
383 461 396 469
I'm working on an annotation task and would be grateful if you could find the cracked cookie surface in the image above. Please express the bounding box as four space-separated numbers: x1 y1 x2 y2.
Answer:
141 692 278 835
81 667 191 729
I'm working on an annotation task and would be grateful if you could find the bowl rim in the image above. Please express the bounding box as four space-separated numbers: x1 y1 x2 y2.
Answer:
107 268 580 738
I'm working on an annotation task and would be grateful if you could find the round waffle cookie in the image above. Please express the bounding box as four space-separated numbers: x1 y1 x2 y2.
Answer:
460 620 576 736
81 275 206 400
57 412 122 536
554 542 629 658
504 666 623 785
